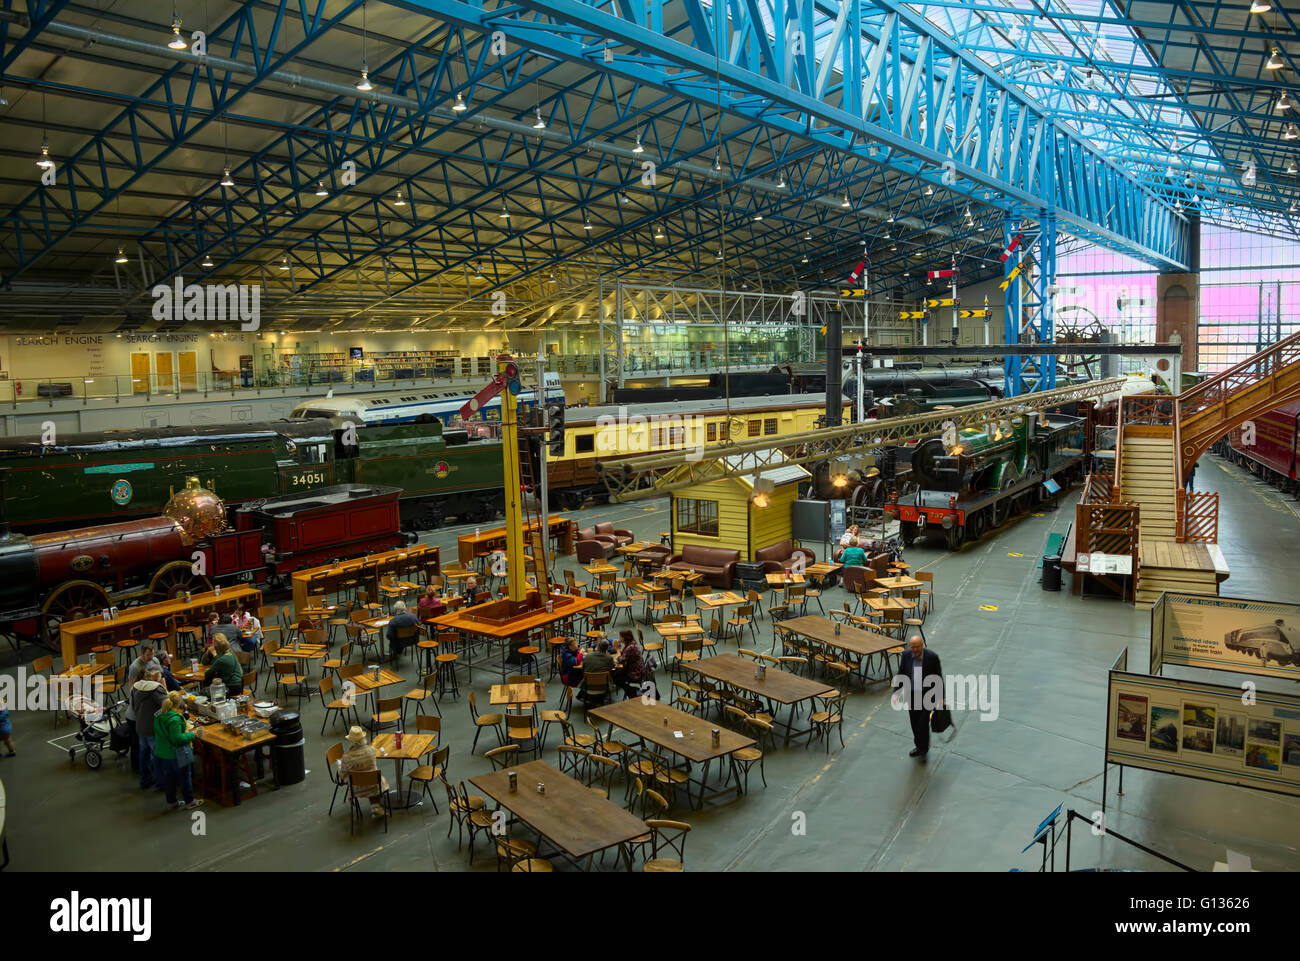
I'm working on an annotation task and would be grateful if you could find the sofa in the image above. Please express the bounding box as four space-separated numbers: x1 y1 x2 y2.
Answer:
593 521 634 547
575 527 616 561
665 544 740 589
833 539 892 577
755 538 816 574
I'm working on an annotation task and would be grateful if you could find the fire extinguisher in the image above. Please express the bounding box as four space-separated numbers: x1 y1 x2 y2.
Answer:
14 382 20 396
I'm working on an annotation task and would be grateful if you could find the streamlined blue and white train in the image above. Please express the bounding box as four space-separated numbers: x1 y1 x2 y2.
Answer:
290 373 565 428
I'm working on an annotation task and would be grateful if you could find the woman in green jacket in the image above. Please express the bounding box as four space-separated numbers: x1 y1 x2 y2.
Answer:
202 637 243 695
154 691 202 810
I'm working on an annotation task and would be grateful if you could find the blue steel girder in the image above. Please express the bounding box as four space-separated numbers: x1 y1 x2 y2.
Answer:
1002 213 1055 397
388 0 1189 270
0 0 72 73
0 0 369 283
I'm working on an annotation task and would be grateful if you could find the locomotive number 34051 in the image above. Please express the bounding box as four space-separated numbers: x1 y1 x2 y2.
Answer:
290 471 327 487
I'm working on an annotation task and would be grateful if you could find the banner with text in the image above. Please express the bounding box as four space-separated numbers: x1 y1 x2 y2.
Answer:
1154 592 1300 682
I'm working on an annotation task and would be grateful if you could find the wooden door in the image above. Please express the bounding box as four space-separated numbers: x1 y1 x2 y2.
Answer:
130 352 151 394
177 351 197 391
155 352 174 391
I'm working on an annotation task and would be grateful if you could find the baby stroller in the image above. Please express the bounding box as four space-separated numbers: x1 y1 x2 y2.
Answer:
68 699 128 770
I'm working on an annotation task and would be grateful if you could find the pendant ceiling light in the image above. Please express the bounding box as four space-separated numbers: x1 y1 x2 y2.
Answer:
167 8 187 50
115 246 129 265
1266 48 1285 71
220 166 235 187
452 91 467 112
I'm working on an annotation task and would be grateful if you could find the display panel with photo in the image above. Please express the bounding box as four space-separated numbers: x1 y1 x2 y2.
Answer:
1248 719 1282 744
1246 743 1281 772
1282 733 1300 768
1116 694 1148 742
1182 703 1215 730
1149 706 1180 754
1182 726 1214 754
1215 712 1246 758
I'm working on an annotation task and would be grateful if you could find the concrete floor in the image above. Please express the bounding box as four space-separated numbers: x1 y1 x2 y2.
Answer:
2 451 1299 872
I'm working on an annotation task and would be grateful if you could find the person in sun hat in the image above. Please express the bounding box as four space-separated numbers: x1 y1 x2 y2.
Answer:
337 725 390 818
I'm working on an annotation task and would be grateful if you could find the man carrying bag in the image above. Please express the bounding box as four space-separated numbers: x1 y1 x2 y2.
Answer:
894 635 949 758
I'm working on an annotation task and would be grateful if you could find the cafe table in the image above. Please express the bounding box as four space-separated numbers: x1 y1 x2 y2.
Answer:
590 699 757 808
862 595 914 613
684 653 833 747
616 541 651 556
583 562 619 577
269 643 328 694
188 711 277 807
349 668 405 695
490 681 547 707
805 562 843 586
372 732 437 809
765 571 806 587
692 590 747 617
875 575 923 592
776 615 903 684
469 760 649 870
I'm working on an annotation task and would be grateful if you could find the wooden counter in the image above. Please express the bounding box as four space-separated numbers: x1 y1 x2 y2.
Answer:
291 545 437 617
58 585 262 668
456 516 574 566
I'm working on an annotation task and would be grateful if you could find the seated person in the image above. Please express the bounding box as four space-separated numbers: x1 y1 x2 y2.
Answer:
385 601 422 663
202 637 243 696
578 640 616 705
155 652 183 692
611 630 646 700
211 613 241 648
559 638 584 688
338 726 390 820
231 608 262 652
417 586 445 622
839 541 868 567
839 524 860 548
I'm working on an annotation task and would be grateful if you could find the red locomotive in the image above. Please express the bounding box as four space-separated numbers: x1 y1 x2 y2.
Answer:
0 473 411 646
1219 402 1300 496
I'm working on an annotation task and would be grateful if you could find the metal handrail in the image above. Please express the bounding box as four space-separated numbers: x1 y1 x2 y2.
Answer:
1177 329 1300 421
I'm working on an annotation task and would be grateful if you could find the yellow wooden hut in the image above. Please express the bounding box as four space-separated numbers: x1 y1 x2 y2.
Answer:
669 455 811 560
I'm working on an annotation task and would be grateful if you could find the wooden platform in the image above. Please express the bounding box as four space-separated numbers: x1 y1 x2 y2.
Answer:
1136 537 1223 608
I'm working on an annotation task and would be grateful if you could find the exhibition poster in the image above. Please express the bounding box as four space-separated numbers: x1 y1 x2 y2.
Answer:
1154 592 1300 682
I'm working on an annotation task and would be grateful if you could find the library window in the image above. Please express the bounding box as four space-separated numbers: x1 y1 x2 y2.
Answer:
676 498 719 536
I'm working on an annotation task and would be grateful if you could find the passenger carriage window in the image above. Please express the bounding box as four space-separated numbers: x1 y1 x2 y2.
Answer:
706 423 717 443
575 435 594 454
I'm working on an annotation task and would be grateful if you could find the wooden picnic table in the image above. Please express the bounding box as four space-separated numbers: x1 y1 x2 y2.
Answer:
470 760 648 868
590 699 757 807
777 615 902 683
685 653 832 746
372 732 437 809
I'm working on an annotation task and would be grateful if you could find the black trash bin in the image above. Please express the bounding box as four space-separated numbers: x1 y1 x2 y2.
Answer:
269 710 306 785
1041 554 1063 592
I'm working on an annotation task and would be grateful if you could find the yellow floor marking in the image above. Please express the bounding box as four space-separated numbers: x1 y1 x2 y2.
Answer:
1007 552 1024 557
334 844 386 870
979 604 999 611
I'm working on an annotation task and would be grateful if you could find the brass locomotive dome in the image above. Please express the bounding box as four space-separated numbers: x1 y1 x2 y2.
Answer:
164 476 227 545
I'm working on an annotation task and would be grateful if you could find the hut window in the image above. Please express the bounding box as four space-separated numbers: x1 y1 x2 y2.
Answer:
763 418 778 435
574 435 594 454
747 420 761 437
706 423 717 443
676 498 719 536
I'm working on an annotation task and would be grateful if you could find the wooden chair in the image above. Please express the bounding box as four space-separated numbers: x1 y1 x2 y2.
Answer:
584 753 620 798
494 828 543 872
468 691 504 753
915 570 935 612
439 774 487 850
732 716 771 792
726 604 756 645
240 670 258 695
786 585 808 618
325 742 346 815
556 744 591 780
346 769 390 834
273 660 308 710
672 638 702 673
402 671 440 725
317 675 356 735
485 743 520 770
407 742 446 812
322 641 352 685
809 691 847 752
100 664 127 705
504 712 540 759
258 605 284 646
643 819 692 871
580 670 611 710
370 696 402 732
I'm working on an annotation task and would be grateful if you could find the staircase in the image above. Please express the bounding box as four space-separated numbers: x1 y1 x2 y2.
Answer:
1117 433 1178 539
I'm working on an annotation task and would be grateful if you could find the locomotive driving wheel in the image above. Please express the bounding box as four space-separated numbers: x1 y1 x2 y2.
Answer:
41 580 111 647
148 561 212 603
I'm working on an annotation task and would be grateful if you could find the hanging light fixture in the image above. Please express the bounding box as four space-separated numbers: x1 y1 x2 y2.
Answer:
583 218 593 231
632 133 644 154
220 166 235 187
619 190 630 205
393 189 406 206
804 231 812 241
654 224 665 239
533 107 546 130
924 184 934 196
115 246 129 265
1267 48 1285 70
279 256 291 271
1285 123 1300 141
1277 91 1293 112
840 195 851 208
201 252 214 268
356 2 372 92
713 153 722 172
452 91 468 112
801 254 808 263
1251 0 1273 13
35 140 53 169
753 213 763 221
315 179 328 197
474 263 484 279
167 8 187 50
776 172 787 188
499 198 510 219
1289 159 1299 175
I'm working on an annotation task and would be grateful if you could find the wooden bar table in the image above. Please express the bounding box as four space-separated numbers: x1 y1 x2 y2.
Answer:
457 516 574 567
777 615 903 684
291 546 436 618
590 699 756 808
188 710 277 807
58 585 262 669
685 653 832 747
469 760 647 869
430 592 602 682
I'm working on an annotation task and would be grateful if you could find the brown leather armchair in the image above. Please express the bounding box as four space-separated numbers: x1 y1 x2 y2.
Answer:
576 538 613 564
833 540 891 576
575 527 616 560
665 544 740 588
593 521 634 547
755 538 816 574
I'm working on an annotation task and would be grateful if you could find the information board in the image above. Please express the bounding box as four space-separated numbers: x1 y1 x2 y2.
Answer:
1154 592 1300 682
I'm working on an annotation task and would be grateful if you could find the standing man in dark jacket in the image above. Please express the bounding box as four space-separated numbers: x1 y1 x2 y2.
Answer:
894 635 944 758
128 669 168 789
